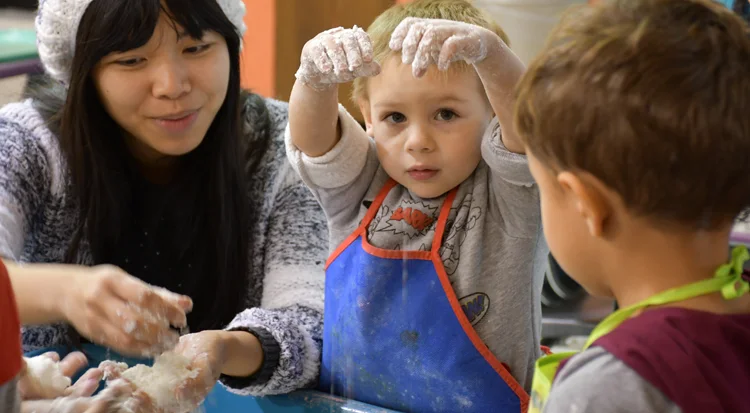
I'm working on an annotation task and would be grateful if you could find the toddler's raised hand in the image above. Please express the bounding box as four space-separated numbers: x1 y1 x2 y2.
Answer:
295 26 381 91
390 17 500 78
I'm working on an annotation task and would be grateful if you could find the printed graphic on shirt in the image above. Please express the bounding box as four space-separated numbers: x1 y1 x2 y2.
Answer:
460 292 490 326
368 200 440 240
439 195 482 276
390 205 436 233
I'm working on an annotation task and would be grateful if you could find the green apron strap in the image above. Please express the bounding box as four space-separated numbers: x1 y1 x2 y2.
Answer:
584 245 750 349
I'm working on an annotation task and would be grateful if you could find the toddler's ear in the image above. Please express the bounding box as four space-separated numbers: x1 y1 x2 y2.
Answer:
358 98 374 135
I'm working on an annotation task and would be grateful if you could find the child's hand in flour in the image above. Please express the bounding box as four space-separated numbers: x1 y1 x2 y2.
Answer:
295 26 381 90
20 351 105 400
61 265 193 358
389 17 501 78
20 379 134 413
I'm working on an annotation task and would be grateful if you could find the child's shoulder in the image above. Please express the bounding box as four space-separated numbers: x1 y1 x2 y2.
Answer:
554 307 750 413
546 346 679 413
596 307 750 361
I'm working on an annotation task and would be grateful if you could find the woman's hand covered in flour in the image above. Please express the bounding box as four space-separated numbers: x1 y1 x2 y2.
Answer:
61 265 193 357
295 26 381 90
390 17 500 78
172 332 225 406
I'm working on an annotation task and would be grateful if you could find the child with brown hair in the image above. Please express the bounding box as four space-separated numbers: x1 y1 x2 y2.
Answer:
516 0 750 412
286 0 547 412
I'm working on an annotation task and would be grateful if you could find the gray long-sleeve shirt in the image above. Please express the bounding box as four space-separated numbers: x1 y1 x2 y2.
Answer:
286 105 548 391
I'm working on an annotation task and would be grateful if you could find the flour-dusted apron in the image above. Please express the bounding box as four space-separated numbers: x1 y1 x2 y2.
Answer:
321 179 529 413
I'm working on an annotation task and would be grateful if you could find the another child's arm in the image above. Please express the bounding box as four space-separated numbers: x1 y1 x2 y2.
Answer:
390 18 526 154
0 257 24 413
544 347 681 413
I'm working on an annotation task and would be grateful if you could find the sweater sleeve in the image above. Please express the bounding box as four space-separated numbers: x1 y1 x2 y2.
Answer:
285 104 381 242
285 104 373 190
481 117 541 239
0 112 52 260
219 159 327 396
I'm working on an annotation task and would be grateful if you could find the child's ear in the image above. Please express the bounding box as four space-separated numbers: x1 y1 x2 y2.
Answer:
358 98 374 135
557 172 612 237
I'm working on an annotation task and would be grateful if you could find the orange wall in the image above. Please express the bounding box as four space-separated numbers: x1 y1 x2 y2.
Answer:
239 0 276 97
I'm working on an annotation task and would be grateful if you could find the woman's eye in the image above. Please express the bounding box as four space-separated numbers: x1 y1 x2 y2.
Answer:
185 44 211 54
116 57 145 67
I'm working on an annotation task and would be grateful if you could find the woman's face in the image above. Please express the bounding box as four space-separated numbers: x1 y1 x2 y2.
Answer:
93 13 230 166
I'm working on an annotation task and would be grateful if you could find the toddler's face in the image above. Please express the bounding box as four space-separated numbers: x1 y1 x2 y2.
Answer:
360 56 493 199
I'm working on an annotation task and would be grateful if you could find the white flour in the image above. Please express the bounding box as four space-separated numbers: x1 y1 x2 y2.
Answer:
295 25 380 90
23 356 72 398
100 353 202 413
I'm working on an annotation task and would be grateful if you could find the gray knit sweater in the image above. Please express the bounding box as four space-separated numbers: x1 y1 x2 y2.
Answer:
0 95 328 396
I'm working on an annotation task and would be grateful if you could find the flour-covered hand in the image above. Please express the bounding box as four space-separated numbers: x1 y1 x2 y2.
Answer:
19 352 105 400
20 380 134 413
60 265 193 358
295 26 381 90
171 331 225 407
389 17 500 77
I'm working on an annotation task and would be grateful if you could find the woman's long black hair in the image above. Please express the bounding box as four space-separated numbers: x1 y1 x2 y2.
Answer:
28 0 269 333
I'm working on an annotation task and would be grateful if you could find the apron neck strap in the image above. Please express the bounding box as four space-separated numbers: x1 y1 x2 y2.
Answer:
431 188 459 254
360 179 400 228
583 245 750 349
360 179 459 253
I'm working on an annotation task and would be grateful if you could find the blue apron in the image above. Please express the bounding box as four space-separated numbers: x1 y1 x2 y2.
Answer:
320 179 529 413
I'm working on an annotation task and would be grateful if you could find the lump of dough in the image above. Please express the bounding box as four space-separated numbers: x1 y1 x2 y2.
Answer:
103 353 200 413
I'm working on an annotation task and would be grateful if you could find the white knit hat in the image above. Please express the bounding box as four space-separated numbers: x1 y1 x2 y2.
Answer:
35 0 247 85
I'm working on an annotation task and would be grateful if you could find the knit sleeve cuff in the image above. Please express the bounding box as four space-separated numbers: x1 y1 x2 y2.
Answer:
219 327 281 389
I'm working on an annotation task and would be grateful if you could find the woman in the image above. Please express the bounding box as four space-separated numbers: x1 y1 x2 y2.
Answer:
0 0 327 406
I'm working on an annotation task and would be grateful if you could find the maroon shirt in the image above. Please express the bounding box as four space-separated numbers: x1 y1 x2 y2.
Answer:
595 307 750 413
